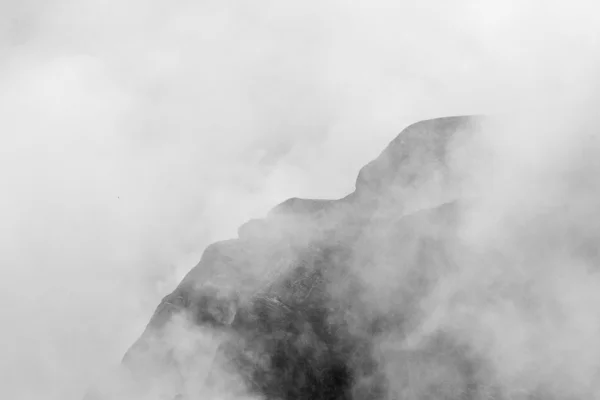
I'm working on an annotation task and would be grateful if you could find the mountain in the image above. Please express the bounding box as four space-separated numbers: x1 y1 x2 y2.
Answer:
87 115 497 400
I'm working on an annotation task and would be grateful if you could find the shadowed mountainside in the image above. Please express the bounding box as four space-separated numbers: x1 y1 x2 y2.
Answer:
89 115 501 400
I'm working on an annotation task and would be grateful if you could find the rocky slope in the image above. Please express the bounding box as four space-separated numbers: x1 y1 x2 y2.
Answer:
90 115 497 400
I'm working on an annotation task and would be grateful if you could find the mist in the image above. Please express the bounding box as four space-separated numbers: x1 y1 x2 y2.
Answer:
2 0 600 399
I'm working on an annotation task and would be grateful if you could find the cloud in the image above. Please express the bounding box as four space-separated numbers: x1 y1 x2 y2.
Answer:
2 0 600 399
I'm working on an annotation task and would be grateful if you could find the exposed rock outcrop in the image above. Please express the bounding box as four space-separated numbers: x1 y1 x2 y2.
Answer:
91 115 495 400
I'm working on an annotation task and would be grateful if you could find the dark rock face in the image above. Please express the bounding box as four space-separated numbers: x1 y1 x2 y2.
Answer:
117 116 491 400
223 247 371 400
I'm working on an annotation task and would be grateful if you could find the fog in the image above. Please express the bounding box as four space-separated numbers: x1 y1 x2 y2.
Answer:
2 0 600 399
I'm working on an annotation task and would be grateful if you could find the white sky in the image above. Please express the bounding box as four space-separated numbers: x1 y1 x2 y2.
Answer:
1 0 600 399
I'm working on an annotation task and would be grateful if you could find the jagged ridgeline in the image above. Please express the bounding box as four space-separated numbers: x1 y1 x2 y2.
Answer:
94 116 496 400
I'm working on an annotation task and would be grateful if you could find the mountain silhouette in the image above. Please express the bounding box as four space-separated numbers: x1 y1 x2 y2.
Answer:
87 115 499 400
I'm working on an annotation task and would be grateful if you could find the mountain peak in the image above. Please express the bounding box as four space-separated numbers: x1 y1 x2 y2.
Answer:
87 115 489 400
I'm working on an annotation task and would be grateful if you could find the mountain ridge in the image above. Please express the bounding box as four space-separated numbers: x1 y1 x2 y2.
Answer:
89 115 490 400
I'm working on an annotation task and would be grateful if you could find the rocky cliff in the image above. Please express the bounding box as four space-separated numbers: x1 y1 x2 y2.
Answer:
89 115 496 400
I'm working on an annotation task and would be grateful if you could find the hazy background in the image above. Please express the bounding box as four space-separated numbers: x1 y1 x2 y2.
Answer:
1 0 600 399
